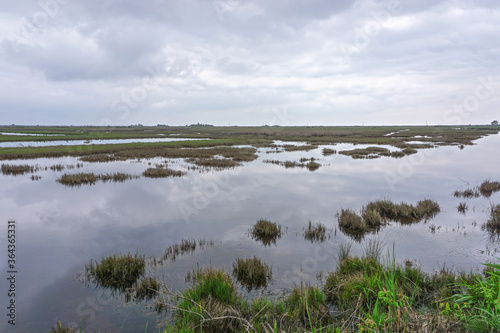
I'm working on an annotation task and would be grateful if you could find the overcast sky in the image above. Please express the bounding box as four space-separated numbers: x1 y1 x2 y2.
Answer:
0 0 499 126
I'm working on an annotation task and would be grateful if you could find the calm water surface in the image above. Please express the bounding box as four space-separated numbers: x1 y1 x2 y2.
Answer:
1 134 500 332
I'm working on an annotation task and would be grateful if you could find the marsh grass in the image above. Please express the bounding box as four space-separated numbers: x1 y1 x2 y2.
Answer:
250 219 283 246
479 180 500 197
485 204 500 232
132 276 160 301
457 202 468 214
304 221 327 243
143 167 185 178
159 239 213 263
285 283 332 327
306 161 321 171
232 256 272 290
323 247 474 332
402 147 418 155
283 144 318 152
186 157 241 169
84 253 145 292
57 173 98 185
339 146 390 159
57 172 138 185
322 148 337 156
454 188 480 198
338 209 366 232
339 199 440 240
1 163 39 175
173 266 242 333
448 261 500 332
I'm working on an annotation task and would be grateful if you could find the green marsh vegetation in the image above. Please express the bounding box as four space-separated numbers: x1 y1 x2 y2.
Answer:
485 204 500 232
57 172 138 185
1 163 39 175
232 256 272 290
2 125 497 162
304 221 328 243
143 166 185 178
338 199 440 240
322 148 337 156
263 157 322 171
250 219 284 246
158 239 214 264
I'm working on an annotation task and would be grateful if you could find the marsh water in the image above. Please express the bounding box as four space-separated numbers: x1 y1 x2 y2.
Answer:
0 137 207 148
1 134 500 332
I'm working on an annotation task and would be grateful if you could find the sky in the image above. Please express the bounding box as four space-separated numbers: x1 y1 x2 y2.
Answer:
0 0 499 126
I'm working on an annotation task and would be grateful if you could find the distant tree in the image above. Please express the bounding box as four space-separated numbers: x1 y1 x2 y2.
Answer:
492 120 499 126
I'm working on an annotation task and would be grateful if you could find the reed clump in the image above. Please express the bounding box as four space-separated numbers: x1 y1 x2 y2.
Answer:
322 148 337 155
1 163 38 175
186 157 241 169
457 202 468 214
250 219 283 246
485 204 500 232
479 180 500 197
143 167 185 178
304 221 327 243
232 256 272 290
285 283 332 327
57 172 137 185
57 173 98 185
84 253 145 292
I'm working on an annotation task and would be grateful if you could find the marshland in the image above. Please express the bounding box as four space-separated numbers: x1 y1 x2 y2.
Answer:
2 125 500 332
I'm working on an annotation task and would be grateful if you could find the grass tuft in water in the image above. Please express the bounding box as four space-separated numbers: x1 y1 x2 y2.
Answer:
250 219 283 246
304 221 327 243
1 163 38 175
84 253 145 292
485 204 500 232
479 180 500 197
143 167 185 178
232 256 272 290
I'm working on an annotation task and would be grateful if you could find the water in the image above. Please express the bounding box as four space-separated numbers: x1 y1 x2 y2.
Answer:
1 134 500 332
0 137 207 148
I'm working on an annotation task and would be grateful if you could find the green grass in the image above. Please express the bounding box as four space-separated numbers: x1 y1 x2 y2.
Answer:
84 253 145 292
143 167 185 178
232 257 272 290
250 219 283 246
447 261 500 332
485 204 500 232
1 163 38 175
304 221 327 243
57 172 138 185
2 125 498 161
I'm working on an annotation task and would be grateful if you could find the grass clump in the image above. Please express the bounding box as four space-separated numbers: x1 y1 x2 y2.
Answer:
457 202 468 214
338 209 366 232
479 180 500 197
57 172 137 186
447 262 500 332
132 276 160 301
232 256 272 290
250 219 283 246
304 221 327 243
174 266 242 333
402 147 418 155
57 173 98 186
143 167 185 178
306 160 321 171
1 163 38 175
322 148 337 156
186 157 241 169
485 204 500 232
324 248 471 332
84 253 145 292
285 284 333 327
453 188 479 198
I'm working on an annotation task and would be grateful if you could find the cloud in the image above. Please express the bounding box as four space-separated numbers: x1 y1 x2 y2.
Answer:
0 0 499 125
